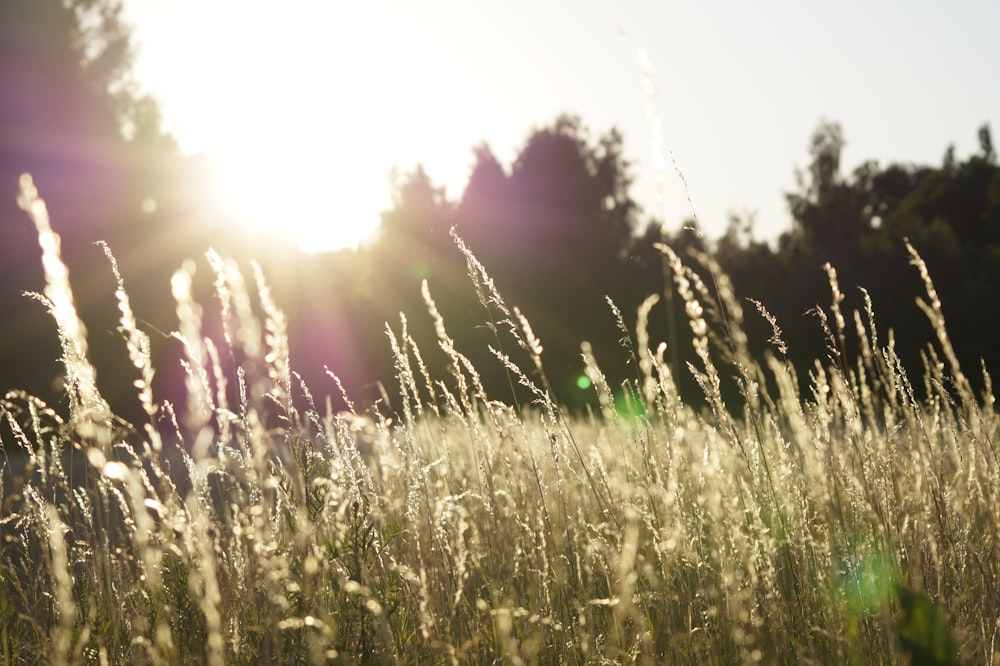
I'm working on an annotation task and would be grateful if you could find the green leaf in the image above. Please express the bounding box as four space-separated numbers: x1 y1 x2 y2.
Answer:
895 584 958 666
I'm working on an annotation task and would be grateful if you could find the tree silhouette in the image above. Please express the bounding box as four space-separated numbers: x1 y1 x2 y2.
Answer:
0 0 148 405
715 121 1000 405
5 10 999 429
978 124 995 164
456 116 640 403
460 116 635 294
0 0 268 423
337 116 645 410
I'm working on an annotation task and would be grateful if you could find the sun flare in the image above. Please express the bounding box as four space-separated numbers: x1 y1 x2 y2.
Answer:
209 132 388 254
146 1 496 255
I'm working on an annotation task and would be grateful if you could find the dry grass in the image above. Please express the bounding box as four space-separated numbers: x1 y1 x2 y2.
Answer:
0 177 996 664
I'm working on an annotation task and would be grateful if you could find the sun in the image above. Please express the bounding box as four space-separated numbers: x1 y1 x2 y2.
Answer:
131 1 504 254
183 4 403 254
209 129 388 254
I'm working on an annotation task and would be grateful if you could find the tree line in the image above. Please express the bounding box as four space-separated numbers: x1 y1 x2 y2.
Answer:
2 1 998 428
320 117 1000 415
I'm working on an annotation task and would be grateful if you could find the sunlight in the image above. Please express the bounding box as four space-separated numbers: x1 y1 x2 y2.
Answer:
189 3 402 254
209 133 388 254
143 1 499 254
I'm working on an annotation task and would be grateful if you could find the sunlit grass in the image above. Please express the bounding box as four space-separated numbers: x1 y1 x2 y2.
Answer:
1 177 992 664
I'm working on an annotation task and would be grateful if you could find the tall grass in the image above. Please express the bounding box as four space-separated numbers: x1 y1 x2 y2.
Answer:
1 175 996 664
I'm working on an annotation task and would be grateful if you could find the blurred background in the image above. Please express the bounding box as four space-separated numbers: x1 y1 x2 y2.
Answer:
2 0 999 426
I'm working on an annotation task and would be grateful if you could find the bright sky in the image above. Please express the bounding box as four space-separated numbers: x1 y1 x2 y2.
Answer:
121 0 1000 254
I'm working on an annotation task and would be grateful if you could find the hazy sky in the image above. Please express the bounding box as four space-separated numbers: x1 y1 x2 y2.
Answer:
121 0 1000 252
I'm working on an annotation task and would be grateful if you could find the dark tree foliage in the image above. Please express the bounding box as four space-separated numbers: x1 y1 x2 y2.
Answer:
456 116 639 400
0 0 144 406
347 116 642 409
0 1 293 423
461 116 636 295
3 5 997 424
717 122 1000 404
316 118 1000 416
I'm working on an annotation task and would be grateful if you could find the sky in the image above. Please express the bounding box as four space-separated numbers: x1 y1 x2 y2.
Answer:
121 0 1000 253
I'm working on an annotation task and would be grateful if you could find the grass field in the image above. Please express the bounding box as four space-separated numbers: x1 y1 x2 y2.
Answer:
0 177 994 664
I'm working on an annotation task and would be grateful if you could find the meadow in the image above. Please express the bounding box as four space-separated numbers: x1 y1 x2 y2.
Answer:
0 176 995 664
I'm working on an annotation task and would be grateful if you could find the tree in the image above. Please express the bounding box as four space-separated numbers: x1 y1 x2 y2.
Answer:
741 123 1000 404
0 0 149 207
978 123 995 164
456 117 641 401
807 120 845 201
0 2 134 398
371 165 456 289
352 117 644 409
458 116 637 298
454 143 509 245
784 121 899 278
0 0 205 420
